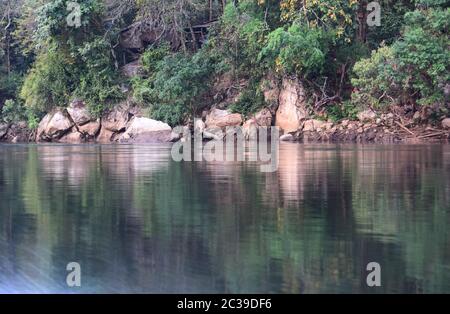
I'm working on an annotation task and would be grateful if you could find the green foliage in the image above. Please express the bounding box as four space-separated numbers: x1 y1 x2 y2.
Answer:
75 38 124 117
351 45 399 108
208 2 268 77
133 48 215 126
35 0 103 45
20 0 123 117
352 7 450 108
2 0 449 128
1 99 26 123
392 8 450 105
20 48 74 115
229 81 266 117
140 44 170 75
326 101 359 122
260 24 328 78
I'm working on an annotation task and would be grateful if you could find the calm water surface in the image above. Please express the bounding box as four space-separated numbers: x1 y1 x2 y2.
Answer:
0 143 449 293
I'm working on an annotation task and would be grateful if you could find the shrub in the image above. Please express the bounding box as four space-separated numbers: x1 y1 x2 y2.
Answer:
351 45 400 109
1 99 27 123
75 37 124 117
20 48 74 115
132 49 215 126
260 24 328 79
351 7 450 109
229 81 265 117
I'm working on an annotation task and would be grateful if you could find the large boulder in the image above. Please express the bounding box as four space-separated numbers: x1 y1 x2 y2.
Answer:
37 110 74 141
67 100 92 126
59 129 84 143
1 121 32 143
442 118 450 129
101 106 131 133
275 78 308 133
78 120 101 139
205 108 243 129
357 109 377 122
120 117 172 143
97 127 115 143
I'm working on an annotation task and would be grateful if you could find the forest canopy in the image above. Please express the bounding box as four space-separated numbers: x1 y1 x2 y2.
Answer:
0 0 449 127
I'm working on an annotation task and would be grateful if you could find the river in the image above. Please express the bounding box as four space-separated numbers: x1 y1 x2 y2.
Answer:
0 143 449 293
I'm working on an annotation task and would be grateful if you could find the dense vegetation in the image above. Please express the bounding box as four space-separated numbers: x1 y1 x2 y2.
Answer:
1 0 449 127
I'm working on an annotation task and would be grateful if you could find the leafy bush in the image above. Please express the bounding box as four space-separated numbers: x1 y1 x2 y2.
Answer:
352 7 450 109
1 99 26 123
229 81 266 118
326 101 359 122
351 45 400 109
75 38 124 117
132 49 215 126
260 24 328 79
20 0 123 117
207 2 268 77
20 48 74 115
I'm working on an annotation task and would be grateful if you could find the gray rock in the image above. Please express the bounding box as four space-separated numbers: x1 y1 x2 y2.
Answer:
357 109 377 122
120 117 172 143
67 100 92 126
442 118 450 129
37 110 74 141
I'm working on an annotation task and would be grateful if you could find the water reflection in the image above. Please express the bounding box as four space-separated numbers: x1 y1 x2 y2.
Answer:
0 143 449 293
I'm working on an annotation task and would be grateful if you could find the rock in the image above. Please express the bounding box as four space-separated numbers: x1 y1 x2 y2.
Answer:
205 108 243 129
243 119 258 140
194 118 205 135
97 127 115 143
442 118 450 129
0 123 9 139
303 119 325 132
322 122 334 131
120 117 172 143
203 127 223 141
59 130 84 143
241 108 273 141
121 60 142 78
37 110 74 141
357 109 377 122
102 106 130 132
347 122 357 130
253 108 273 127
1 122 32 143
280 134 295 142
275 78 308 132
170 125 189 142
67 100 92 126
341 119 350 127
78 120 101 138
376 118 382 125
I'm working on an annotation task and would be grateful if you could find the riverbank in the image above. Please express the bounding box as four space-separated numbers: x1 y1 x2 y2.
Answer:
1 101 449 144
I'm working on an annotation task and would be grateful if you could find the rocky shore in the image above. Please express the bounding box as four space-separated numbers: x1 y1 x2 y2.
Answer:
1 77 449 144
